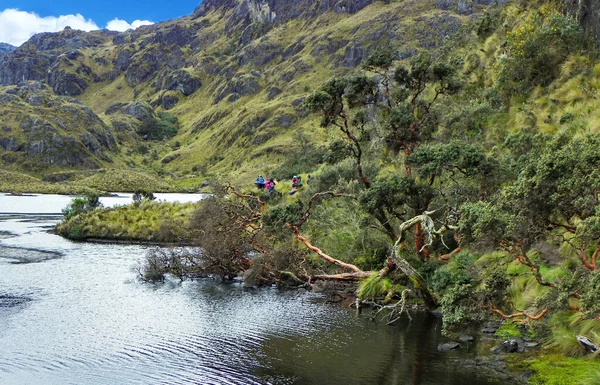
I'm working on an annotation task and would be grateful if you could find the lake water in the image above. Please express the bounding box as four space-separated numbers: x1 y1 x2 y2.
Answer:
0 194 511 385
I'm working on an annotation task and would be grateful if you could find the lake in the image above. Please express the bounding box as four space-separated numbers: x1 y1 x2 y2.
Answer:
0 194 512 385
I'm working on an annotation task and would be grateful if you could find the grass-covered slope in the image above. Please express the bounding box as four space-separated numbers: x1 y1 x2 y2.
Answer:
0 0 498 192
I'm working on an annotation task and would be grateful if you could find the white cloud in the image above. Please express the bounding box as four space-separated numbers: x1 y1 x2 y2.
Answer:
106 18 154 32
0 9 154 47
0 9 99 46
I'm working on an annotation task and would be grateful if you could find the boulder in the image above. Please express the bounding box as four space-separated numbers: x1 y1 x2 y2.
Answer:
0 137 19 151
123 101 155 121
459 335 474 343
437 341 460 351
155 69 202 96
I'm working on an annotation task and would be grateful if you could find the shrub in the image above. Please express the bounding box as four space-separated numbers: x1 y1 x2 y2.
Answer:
497 12 583 101
137 117 178 141
62 193 102 219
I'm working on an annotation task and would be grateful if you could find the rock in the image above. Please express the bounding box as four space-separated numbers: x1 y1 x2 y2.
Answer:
276 113 296 128
239 43 282 66
113 49 134 71
482 327 497 334
457 0 473 14
435 0 454 10
438 341 460 351
292 97 306 107
123 101 155 121
155 69 202 96
459 335 474 343
105 102 128 115
26 94 45 106
161 94 180 110
125 48 164 85
267 87 282 100
343 42 364 67
0 137 19 152
48 68 90 96
214 75 261 103
0 93 19 105
228 93 241 103
521 370 536 382
524 342 539 349
151 25 195 46
27 140 44 158
577 335 599 353
498 339 519 353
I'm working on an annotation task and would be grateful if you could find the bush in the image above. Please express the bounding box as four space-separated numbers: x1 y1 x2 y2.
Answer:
62 193 102 219
137 116 178 141
497 12 583 101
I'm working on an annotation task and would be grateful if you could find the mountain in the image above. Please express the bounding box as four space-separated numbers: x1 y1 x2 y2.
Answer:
0 43 15 59
0 0 534 187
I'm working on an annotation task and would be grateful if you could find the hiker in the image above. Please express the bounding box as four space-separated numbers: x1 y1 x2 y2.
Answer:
255 175 265 189
292 175 303 188
267 178 276 195
289 185 297 195
307 175 313 184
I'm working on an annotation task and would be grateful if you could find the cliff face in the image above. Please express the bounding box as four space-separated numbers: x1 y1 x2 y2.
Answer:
563 0 600 48
0 0 502 177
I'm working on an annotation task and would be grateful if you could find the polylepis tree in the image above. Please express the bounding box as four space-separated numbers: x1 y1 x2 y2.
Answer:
305 49 482 260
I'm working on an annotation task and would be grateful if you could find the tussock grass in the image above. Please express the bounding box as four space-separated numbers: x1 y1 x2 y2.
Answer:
56 200 200 242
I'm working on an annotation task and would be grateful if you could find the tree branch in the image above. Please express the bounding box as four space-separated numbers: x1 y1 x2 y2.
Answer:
490 308 549 320
289 225 364 273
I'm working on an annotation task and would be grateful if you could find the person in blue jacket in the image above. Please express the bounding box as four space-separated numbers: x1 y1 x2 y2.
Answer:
255 175 265 189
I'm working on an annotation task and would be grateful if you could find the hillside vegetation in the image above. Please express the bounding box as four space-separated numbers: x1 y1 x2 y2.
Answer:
0 0 498 191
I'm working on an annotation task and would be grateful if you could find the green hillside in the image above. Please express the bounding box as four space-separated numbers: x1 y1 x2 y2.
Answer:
0 0 499 192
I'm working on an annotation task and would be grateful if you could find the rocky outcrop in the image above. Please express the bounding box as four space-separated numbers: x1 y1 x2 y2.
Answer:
47 51 92 96
154 69 202 96
106 101 155 121
0 28 116 86
0 81 116 168
214 73 261 103
194 0 377 33
436 0 506 14
563 0 600 50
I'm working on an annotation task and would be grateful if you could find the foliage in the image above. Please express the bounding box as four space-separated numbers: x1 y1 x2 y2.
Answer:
497 11 584 100
137 114 178 141
61 193 102 219
56 200 197 242
430 251 476 292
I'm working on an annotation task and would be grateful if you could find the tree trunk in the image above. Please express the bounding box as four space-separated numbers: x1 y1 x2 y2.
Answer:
415 223 431 260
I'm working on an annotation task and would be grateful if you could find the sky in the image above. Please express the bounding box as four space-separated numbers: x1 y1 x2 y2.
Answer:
0 0 202 46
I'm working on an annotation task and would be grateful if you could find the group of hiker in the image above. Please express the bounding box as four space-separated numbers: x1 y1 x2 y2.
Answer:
254 174 312 195
254 175 277 195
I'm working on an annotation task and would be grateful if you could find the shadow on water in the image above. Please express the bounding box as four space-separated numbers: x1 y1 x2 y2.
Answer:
0 245 63 264
252 310 505 385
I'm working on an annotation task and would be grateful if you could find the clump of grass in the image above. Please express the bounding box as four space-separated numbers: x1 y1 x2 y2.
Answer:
523 354 600 385
358 273 403 301
56 200 200 242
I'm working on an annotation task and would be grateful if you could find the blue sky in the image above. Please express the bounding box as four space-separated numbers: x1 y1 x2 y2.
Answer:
0 0 203 46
